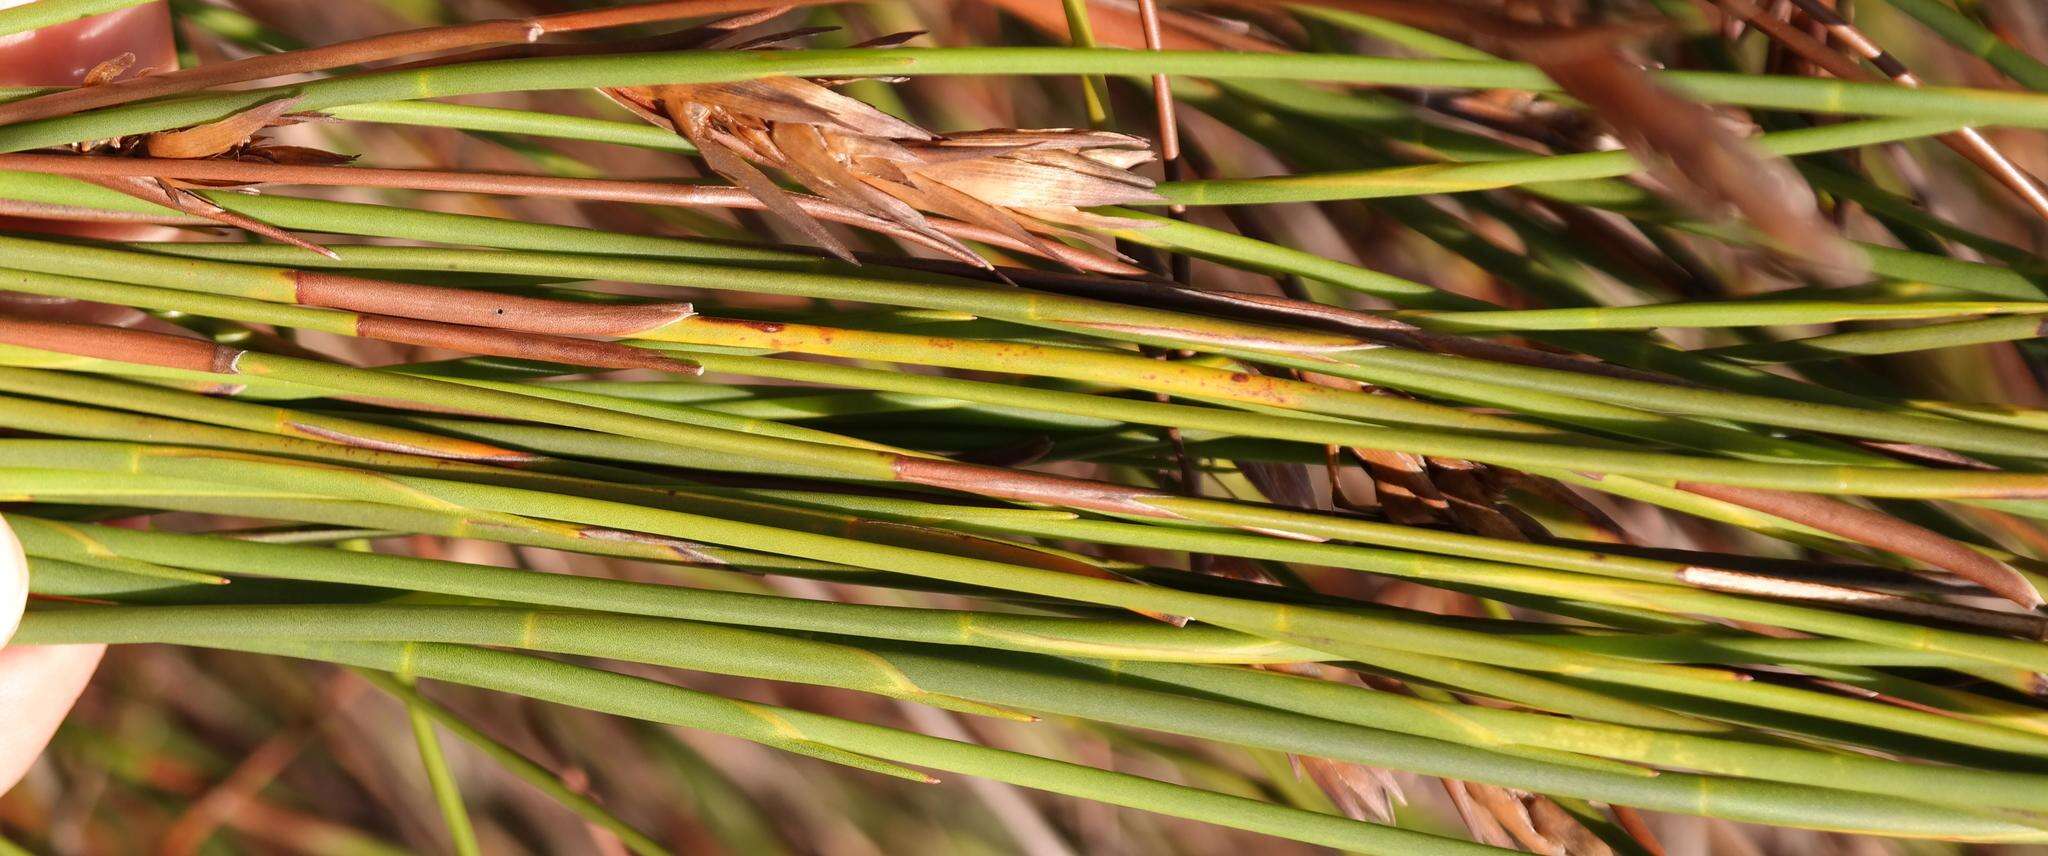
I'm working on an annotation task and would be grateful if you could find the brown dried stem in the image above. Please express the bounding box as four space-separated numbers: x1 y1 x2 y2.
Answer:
0 312 242 373
1673 481 2045 609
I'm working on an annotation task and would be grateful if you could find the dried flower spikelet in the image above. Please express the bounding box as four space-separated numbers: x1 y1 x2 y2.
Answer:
611 48 1160 268
889 129 1165 256
1291 754 1406 824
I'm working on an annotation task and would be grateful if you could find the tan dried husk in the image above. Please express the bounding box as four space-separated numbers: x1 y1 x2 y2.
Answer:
605 37 1162 269
50 83 355 255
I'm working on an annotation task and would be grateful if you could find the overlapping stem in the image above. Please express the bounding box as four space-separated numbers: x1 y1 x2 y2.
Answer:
10 7 2048 851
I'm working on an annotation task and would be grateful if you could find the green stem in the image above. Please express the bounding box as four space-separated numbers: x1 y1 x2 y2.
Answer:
396 673 484 856
15 48 2048 151
0 0 156 38
17 606 2048 838
354 670 669 856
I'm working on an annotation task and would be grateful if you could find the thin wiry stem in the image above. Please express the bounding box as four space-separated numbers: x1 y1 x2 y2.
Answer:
0 0 831 126
0 153 1139 273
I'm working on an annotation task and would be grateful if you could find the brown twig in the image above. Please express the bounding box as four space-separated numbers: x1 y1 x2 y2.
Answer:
974 0 1283 53
1788 0 2048 220
351 314 703 375
1135 0 1185 194
0 312 241 372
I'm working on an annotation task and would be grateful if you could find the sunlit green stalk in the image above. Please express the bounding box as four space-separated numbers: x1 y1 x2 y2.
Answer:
14 48 2048 152
15 631 1526 854
19 605 2048 838
16 441 2048 754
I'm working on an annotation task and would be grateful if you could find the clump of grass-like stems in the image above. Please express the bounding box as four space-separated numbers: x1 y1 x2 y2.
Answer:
5 0 2048 853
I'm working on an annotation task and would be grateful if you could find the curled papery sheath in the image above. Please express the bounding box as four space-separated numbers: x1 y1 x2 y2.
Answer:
0 516 24 646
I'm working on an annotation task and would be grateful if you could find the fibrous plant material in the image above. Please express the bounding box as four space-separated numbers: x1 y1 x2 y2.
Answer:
4 2 2048 855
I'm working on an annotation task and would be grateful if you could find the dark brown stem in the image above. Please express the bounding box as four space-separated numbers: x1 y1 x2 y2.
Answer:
0 198 207 224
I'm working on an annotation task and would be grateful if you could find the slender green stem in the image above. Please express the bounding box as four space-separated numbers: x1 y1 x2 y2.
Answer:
17 47 2048 152
27 631 1524 854
353 670 669 856
1402 300 2048 333
0 0 156 38
1156 118 1965 206
1872 0 2048 91
326 101 696 152
396 673 484 856
1057 0 1113 127
16 442 2048 754
19 605 2048 838
1707 315 2048 363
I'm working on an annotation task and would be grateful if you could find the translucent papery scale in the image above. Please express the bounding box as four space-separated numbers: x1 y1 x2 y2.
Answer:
1010 148 1159 189
824 132 927 168
669 78 932 141
936 128 1152 151
726 119 785 167
1016 205 1157 234
778 122 939 232
661 80 843 128
909 156 1164 209
902 169 1057 254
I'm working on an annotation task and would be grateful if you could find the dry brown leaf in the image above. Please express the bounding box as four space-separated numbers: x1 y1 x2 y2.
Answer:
1293 754 1406 823
904 171 1064 259
145 97 303 160
1279 1 1866 282
688 113 857 262
1525 35 1867 283
1675 482 2044 608
82 53 137 87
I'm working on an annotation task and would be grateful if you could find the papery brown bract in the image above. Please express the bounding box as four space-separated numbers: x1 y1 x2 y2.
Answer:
610 44 1163 269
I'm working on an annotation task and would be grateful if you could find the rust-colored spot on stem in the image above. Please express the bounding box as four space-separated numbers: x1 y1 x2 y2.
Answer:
353 314 701 374
578 527 729 565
